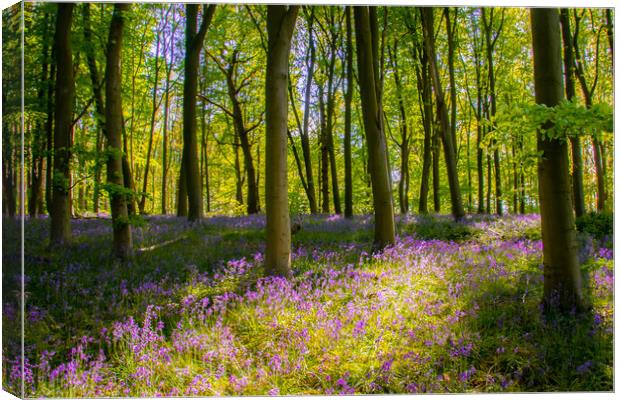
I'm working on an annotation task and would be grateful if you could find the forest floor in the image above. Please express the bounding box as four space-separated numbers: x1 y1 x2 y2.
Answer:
2 213 614 396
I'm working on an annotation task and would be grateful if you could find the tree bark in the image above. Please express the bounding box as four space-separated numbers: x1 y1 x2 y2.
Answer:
354 6 395 249
422 7 464 221
344 6 354 218
183 4 216 222
30 11 51 217
482 8 504 215
139 18 163 214
412 23 433 215
559 9 585 218
105 3 132 259
318 84 330 213
82 3 106 214
161 6 176 215
531 8 584 313
264 5 299 277
572 10 606 212
49 3 74 246
389 40 409 215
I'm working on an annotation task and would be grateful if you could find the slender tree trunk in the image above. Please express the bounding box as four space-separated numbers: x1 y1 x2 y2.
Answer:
50 3 74 246
414 34 433 214
323 19 341 215
422 7 464 221
300 9 318 214
264 5 299 277
233 130 243 205
531 8 584 313
183 5 216 222
390 40 409 215
354 5 395 249
45 44 56 215
572 12 606 212
161 7 176 215
343 6 354 218
605 9 613 66
318 85 330 213
83 3 106 214
121 118 136 216
177 154 188 216
139 26 162 214
482 8 503 215
445 8 458 158
559 9 585 218
105 3 132 259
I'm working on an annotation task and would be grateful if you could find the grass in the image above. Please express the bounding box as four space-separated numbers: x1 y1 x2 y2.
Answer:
2 213 613 396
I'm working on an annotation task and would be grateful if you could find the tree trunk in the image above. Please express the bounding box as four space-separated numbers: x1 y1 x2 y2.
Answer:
343 6 354 218
264 5 299 277
30 12 51 217
83 3 106 214
45 43 56 215
531 8 584 313
139 24 162 214
300 9 318 214
318 84 330 213
105 3 132 259
413 32 433 215
572 11 606 212
49 3 74 246
183 4 216 222
559 9 585 218
354 6 395 250
605 8 613 66
389 40 409 215
482 8 503 215
323 15 341 215
161 6 176 215
422 7 464 221
177 154 188 217
121 117 136 216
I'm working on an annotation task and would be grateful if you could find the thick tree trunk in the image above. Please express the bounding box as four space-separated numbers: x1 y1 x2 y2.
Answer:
531 8 584 313
343 6 354 218
183 5 216 222
264 5 299 277
49 3 74 246
105 3 132 259
422 7 464 221
354 6 395 249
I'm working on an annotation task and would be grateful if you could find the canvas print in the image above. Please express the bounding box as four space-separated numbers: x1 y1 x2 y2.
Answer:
1 1 614 397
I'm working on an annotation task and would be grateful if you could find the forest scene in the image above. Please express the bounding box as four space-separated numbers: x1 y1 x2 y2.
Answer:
1 1 615 397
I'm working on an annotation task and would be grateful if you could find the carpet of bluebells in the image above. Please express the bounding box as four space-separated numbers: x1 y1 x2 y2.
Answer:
2 213 614 396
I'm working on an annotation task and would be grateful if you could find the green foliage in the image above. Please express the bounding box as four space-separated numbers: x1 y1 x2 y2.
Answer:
498 100 613 142
575 212 613 240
